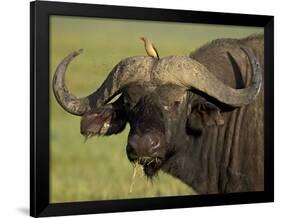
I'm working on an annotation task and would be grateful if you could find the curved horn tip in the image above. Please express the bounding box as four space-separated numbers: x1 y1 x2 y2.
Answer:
74 48 83 56
62 49 84 64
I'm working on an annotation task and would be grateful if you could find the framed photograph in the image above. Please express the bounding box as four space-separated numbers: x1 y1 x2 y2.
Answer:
30 1 274 217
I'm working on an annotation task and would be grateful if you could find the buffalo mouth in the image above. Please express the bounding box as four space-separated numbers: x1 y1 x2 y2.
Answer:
132 156 163 177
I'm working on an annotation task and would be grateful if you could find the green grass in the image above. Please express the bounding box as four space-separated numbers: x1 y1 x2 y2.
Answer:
50 16 262 202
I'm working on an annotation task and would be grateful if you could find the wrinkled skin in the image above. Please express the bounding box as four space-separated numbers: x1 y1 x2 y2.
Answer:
61 34 264 194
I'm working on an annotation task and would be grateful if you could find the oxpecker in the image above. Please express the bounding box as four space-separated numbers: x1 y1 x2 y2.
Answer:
140 37 160 59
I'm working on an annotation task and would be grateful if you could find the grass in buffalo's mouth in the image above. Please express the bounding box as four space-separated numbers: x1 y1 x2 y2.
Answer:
129 163 144 194
129 157 163 193
138 156 162 167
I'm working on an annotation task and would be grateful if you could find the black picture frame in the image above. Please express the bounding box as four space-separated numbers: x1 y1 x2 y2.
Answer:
30 1 274 217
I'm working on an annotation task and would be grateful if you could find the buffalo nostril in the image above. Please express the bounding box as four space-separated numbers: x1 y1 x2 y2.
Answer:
151 141 160 151
151 136 160 146
127 133 162 158
144 134 160 148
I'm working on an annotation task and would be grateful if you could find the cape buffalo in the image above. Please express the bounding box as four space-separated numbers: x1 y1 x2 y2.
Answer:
53 34 264 194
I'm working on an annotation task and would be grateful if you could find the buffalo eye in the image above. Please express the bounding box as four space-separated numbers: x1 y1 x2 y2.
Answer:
170 100 181 112
163 100 181 111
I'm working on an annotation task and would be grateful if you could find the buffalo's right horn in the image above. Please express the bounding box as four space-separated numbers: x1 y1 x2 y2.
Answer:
53 49 151 116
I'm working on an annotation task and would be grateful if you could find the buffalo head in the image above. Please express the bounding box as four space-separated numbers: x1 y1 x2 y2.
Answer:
53 47 261 178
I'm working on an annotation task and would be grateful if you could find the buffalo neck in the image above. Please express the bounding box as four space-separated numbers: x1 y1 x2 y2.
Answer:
161 107 248 194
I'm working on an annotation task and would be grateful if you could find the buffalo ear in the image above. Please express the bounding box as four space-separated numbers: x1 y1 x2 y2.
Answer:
80 106 127 136
186 99 224 135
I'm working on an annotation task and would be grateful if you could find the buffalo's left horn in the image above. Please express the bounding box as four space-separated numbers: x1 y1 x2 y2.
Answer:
166 46 261 107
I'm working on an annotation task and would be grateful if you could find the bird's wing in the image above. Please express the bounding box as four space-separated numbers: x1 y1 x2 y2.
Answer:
152 43 160 59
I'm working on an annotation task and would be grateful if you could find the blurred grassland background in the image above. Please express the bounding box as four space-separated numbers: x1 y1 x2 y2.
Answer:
50 15 262 203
